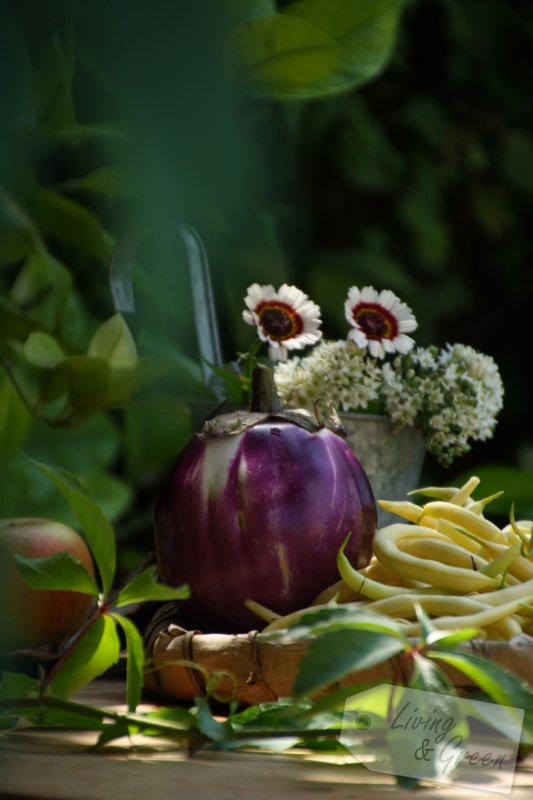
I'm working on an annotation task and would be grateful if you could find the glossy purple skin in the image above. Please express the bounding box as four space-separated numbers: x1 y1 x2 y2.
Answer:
154 421 376 632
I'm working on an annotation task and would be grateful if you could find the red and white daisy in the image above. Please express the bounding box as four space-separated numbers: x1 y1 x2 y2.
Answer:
344 286 417 359
243 283 322 361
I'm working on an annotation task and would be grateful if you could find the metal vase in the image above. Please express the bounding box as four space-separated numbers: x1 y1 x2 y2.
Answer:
340 413 426 528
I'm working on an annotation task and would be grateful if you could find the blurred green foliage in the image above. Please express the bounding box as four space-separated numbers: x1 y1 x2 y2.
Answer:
0 0 532 575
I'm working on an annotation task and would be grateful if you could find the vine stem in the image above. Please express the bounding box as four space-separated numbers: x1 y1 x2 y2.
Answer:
0 350 74 427
0 693 352 743
0 695 191 738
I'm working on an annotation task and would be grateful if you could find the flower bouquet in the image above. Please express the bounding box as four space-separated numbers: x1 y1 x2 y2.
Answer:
241 282 504 469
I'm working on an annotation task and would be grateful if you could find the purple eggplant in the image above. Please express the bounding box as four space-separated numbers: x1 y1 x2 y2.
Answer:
154 366 376 632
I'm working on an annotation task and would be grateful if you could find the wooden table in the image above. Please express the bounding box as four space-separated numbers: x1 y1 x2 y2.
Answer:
1 681 532 800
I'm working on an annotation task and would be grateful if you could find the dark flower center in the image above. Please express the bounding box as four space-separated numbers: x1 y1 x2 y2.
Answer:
258 303 302 340
353 303 398 340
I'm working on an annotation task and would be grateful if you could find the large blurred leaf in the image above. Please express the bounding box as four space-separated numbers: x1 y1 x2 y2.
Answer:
293 629 404 697
228 14 337 95
58 165 131 198
230 0 404 99
33 34 77 128
88 314 138 406
283 0 405 97
25 413 120 474
39 188 114 264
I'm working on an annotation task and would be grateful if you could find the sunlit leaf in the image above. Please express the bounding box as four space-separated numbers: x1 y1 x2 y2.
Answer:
278 604 406 640
294 629 404 697
409 653 455 694
424 628 480 649
284 0 404 96
194 697 233 742
24 331 64 369
429 650 533 711
228 14 337 94
88 314 138 405
50 614 120 697
112 613 144 712
12 551 99 596
114 565 189 607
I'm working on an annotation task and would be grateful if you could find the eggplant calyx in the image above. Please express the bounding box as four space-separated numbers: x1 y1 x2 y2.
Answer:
200 364 346 440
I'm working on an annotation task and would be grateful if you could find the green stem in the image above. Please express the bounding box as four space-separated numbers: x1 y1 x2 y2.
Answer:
0 350 74 428
0 695 191 737
250 363 282 414
0 694 351 742
0 351 38 418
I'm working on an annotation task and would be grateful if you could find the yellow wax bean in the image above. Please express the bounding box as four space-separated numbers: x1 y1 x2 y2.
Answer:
449 476 480 506
373 524 500 593
420 502 507 543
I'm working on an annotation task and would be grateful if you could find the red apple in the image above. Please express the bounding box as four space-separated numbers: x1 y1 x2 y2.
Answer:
0 518 97 650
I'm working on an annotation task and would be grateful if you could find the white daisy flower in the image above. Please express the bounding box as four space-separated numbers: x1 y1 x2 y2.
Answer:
243 283 322 361
344 286 418 359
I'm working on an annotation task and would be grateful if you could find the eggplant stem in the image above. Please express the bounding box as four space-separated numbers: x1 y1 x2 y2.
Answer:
250 364 282 414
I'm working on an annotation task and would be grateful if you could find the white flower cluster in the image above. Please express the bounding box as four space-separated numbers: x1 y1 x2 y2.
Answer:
275 340 504 467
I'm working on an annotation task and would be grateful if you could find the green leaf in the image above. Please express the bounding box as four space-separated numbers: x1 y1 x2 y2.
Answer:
88 314 138 405
50 613 121 697
284 0 404 96
82 473 133 525
25 413 120 474
144 706 194 730
230 0 404 99
114 565 189 608
408 653 455 694
112 614 144 712
228 15 338 95
429 650 533 712
24 331 64 369
0 672 40 729
0 296 36 339
279 605 407 640
414 603 435 641
58 165 132 198
29 459 116 594
293 629 405 698
424 629 480 649
12 551 99 596
61 355 111 413
39 188 114 264
0 377 32 457
194 697 233 742
33 34 77 128
10 249 72 326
